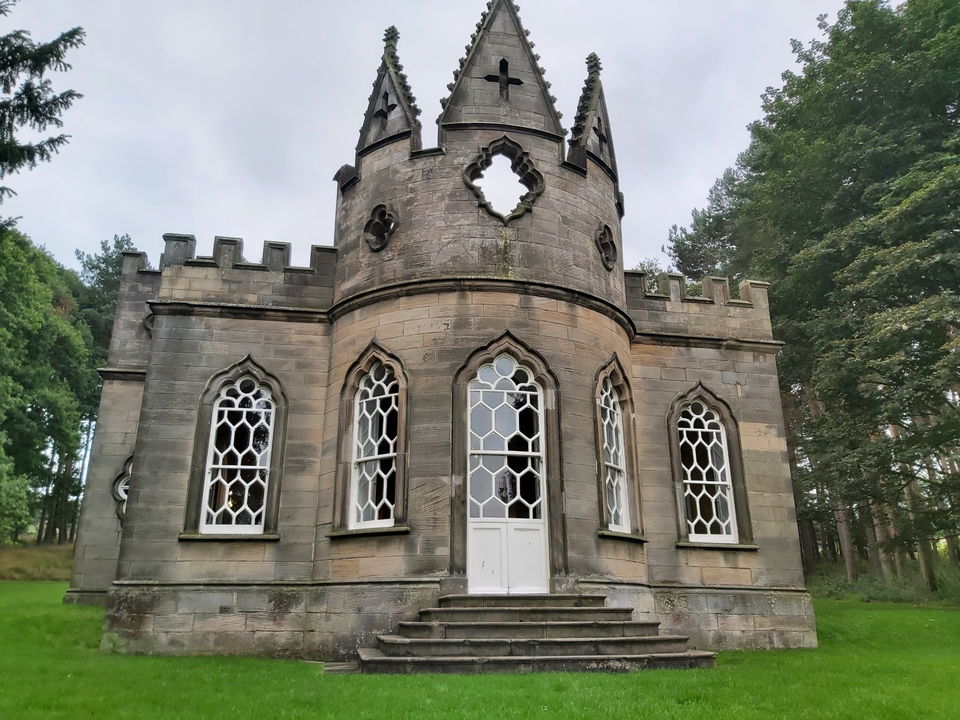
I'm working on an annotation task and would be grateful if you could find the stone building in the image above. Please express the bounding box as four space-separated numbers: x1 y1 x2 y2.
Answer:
66 0 816 670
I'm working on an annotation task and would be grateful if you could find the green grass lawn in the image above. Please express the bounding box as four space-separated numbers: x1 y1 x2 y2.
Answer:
0 582 957 719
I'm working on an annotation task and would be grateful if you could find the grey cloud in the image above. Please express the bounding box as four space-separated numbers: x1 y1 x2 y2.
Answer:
7 0 843 270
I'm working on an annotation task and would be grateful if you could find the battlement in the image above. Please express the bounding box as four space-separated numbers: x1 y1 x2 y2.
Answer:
119 235 338 313
624 271 775 346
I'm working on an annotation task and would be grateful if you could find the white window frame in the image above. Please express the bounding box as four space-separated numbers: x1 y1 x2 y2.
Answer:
349 361 400 529
466 353 547 521
678 400 739 544
199 376 275 535
598 376 630 533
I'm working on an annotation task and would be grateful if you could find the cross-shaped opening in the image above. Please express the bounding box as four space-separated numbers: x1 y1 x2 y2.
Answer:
484 58 523 101
593 116 608 155
474 153 526 219
373 92 397 131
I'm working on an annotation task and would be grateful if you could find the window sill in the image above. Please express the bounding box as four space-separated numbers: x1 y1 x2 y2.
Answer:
327 525 411 539
179 532 281 542
676 541 758 551
598 529 648 544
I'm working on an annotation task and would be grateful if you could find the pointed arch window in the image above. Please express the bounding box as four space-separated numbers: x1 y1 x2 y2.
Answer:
333 344 409 534
594 359 643 539
184 357 287 538
668 385 752 545
350 361 400 528
467 353 545 521
200 376 275 534
598 377 629 532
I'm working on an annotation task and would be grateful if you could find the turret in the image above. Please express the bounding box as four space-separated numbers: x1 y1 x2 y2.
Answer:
332 0 627 311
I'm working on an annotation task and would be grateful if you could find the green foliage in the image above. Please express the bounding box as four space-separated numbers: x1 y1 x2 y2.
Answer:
629 256 672 293
807 560 960 604
0 228 129 543
665 0 960 559
1 583 959 719
74 234 133 368
0 0 85 201
0 453 30 543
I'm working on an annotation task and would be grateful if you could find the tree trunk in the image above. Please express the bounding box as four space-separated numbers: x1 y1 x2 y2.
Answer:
904 480 938 592
946 536 960 566
870 504 895 583
864 515 882 574
835 506 858 582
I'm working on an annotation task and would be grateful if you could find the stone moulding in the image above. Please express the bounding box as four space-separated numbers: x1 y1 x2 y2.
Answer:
363 204 399 252
463 135 544 225
595 222 617 271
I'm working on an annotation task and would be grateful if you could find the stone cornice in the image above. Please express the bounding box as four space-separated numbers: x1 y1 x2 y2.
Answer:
98 367 147 381
148 300 328 324
329 277 637 336
632 330 783 354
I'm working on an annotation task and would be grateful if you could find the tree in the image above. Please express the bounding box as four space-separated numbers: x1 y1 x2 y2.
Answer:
0 227 92 543
665 168 746 281
75 234 134 373
629 256 673 294
0 0 85 202
665 0 960 588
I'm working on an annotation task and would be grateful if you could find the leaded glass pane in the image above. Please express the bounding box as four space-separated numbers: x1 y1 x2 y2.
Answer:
598 377 629 532
351 362 399 528
678 400 738 542
200 376 275 534
467 354 544 521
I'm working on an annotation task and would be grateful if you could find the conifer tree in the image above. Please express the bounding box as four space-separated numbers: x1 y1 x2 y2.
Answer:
0 0 84 202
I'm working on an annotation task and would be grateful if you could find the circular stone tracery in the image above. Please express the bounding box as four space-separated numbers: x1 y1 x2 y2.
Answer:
595 223 617 271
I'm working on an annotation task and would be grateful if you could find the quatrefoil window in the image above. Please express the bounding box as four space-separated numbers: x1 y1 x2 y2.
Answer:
364 205 398 252
596 223 618 271
464 136 545 225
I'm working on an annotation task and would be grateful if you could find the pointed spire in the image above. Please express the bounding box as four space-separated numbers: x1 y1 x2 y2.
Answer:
356 26 422 155
568 52 618 179
438 0 564 138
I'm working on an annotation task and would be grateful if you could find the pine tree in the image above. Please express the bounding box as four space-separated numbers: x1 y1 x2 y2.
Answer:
0 0 84 202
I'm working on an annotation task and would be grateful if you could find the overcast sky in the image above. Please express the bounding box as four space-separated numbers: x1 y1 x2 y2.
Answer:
7 0 845 271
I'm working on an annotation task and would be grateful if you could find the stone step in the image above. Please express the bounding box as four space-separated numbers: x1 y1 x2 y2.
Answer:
398 619 661 639
437 594 606 608
419 606 634 623
358 648 716 674
377 634 692 658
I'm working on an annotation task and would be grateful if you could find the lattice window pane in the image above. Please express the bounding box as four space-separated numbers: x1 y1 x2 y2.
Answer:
678 400 738 543
200 376 275 534
598 377 630 532
350 362 399 528
468 354 545 520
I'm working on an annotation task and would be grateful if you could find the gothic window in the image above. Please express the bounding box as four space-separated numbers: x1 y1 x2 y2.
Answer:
594 359 642 538
200 376 275 534
669 385 751 545
333 343 409 533
467 353 545 520
350 361 400 528
598 377 629 532
450 332 567 578
184 357 287 538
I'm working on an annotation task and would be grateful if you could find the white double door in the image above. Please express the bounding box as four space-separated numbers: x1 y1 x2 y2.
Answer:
467 514 549 594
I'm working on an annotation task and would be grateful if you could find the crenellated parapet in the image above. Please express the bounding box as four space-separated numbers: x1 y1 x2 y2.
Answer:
624 271 776 347
116 236 337 330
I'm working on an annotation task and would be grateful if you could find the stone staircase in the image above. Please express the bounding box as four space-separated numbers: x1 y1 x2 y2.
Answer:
357 593 715 674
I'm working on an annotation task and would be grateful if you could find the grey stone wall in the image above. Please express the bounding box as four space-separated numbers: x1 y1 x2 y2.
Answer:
333 130 625 309
66 253 160 603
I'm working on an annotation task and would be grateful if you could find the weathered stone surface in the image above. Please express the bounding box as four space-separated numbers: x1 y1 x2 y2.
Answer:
69 0 815 661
